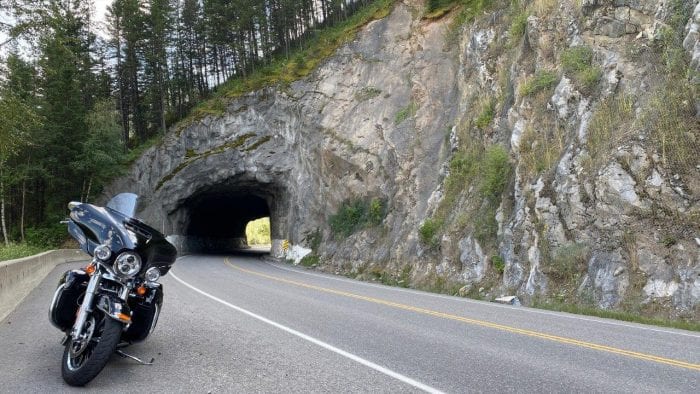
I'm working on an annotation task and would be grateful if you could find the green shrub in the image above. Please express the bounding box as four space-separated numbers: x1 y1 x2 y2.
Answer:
519 70 558 97
474 98 496 130
481 145 511 201
509 10 528 44
329 199 365 236
661 236 677 248
426 0 456 12
329 198 386 237
25 221 67 248
474 207 498 247
355 86 382 102
368 198 385 225
560 46 602 92
395 101 418 125
398 265 412 288
300 254 320 267
0 243 45 261
544 242 589 280
419 218 443 248
491 255 505 274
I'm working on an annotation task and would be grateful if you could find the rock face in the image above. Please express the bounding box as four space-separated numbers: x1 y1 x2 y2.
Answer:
110 0 700 319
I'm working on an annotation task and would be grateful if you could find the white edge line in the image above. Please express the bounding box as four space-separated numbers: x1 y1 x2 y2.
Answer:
169 270 445 394
260 259 700 339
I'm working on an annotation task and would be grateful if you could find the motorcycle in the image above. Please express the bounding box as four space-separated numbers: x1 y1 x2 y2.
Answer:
49 193 177 386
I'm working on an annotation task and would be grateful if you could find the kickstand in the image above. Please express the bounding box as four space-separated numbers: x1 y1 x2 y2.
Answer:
116 349 155 365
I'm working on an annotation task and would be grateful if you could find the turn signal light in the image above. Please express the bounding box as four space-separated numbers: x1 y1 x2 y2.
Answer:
117 313 132 322
85 264 96 275
136 286 147 296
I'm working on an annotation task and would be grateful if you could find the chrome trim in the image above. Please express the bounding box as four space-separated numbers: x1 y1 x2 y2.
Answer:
96 296 131 323
116 350 154 365
94 244 111 261
48 283 66 330
70 272 101 339
113 251 141 278
148 303 161 335
145 267 160 282
118 284 129 301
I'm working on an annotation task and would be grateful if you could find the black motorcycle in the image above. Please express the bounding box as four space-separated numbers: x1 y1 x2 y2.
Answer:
49 193 177 386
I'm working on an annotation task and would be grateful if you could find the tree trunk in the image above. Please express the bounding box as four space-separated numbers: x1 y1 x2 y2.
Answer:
20 177 26 243
80 178 86 202
85 177 92 204
1 168 9 247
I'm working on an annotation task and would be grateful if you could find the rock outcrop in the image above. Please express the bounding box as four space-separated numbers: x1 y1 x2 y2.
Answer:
110 0 699 320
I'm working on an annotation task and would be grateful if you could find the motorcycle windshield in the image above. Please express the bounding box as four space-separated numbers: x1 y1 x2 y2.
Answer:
105 193 139 219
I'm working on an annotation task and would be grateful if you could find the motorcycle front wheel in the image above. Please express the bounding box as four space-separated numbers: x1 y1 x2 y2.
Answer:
61 311 123 386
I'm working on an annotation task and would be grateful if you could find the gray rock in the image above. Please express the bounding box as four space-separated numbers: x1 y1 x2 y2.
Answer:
595 162 650 213
588 250 628 308
458 236 488 284
107 0 699 316
684 3 700 84
595 17 627 38
551 77 578 119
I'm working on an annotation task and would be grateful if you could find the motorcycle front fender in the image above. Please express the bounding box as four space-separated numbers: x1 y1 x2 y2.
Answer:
96 295 132 324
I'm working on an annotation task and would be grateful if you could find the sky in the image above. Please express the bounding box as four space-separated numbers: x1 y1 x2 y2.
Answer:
1 0 112 56
94 0 111 23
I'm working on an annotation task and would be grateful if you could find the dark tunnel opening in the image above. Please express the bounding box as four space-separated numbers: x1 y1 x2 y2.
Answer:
178 181 284 255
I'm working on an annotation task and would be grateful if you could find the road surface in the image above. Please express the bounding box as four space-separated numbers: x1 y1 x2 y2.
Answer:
1 253 698 393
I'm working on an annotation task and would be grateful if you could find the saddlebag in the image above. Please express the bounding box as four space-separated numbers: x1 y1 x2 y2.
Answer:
49 270 88 331
123 284 163 342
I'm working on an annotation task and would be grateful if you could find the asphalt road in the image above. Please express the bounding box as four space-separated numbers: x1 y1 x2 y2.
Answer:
1 253 698 393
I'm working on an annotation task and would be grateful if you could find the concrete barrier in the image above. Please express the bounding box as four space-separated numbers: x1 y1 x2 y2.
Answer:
0 249 88 322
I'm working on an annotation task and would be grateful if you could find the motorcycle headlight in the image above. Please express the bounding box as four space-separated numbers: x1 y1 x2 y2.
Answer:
114 252 141 278
145 267 161 282
94 244 111 261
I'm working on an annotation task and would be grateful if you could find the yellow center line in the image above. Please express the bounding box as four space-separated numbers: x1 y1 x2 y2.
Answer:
224 258 700 372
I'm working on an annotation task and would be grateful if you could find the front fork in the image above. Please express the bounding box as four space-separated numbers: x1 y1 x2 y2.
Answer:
70 268 102 340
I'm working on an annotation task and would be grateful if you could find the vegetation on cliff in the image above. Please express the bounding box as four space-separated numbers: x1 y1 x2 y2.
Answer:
0 0 393 252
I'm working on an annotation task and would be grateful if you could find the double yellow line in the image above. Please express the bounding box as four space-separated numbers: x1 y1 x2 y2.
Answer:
224 258 700 372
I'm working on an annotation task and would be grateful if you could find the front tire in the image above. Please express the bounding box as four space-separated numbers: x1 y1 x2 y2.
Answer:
61 312 123 386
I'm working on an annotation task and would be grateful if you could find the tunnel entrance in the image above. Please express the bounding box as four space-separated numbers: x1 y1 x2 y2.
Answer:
175 180 286 254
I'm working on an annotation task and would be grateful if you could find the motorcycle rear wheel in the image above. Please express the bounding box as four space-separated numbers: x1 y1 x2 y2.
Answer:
61 311 123 386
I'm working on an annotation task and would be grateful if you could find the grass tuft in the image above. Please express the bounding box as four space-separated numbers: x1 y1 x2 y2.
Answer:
395 101 419 125
644 80 698 174
519 70 558 97
491 255 505 274
542 242 590 281
585 95 634 172
560 46 602 93
532 301 700 332
509 9 528 45
474 98 496 130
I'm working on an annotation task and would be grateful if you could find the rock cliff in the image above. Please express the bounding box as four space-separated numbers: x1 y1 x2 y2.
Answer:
110 0 700 320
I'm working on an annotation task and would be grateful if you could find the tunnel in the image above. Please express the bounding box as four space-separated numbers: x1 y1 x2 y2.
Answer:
173 179 288 255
